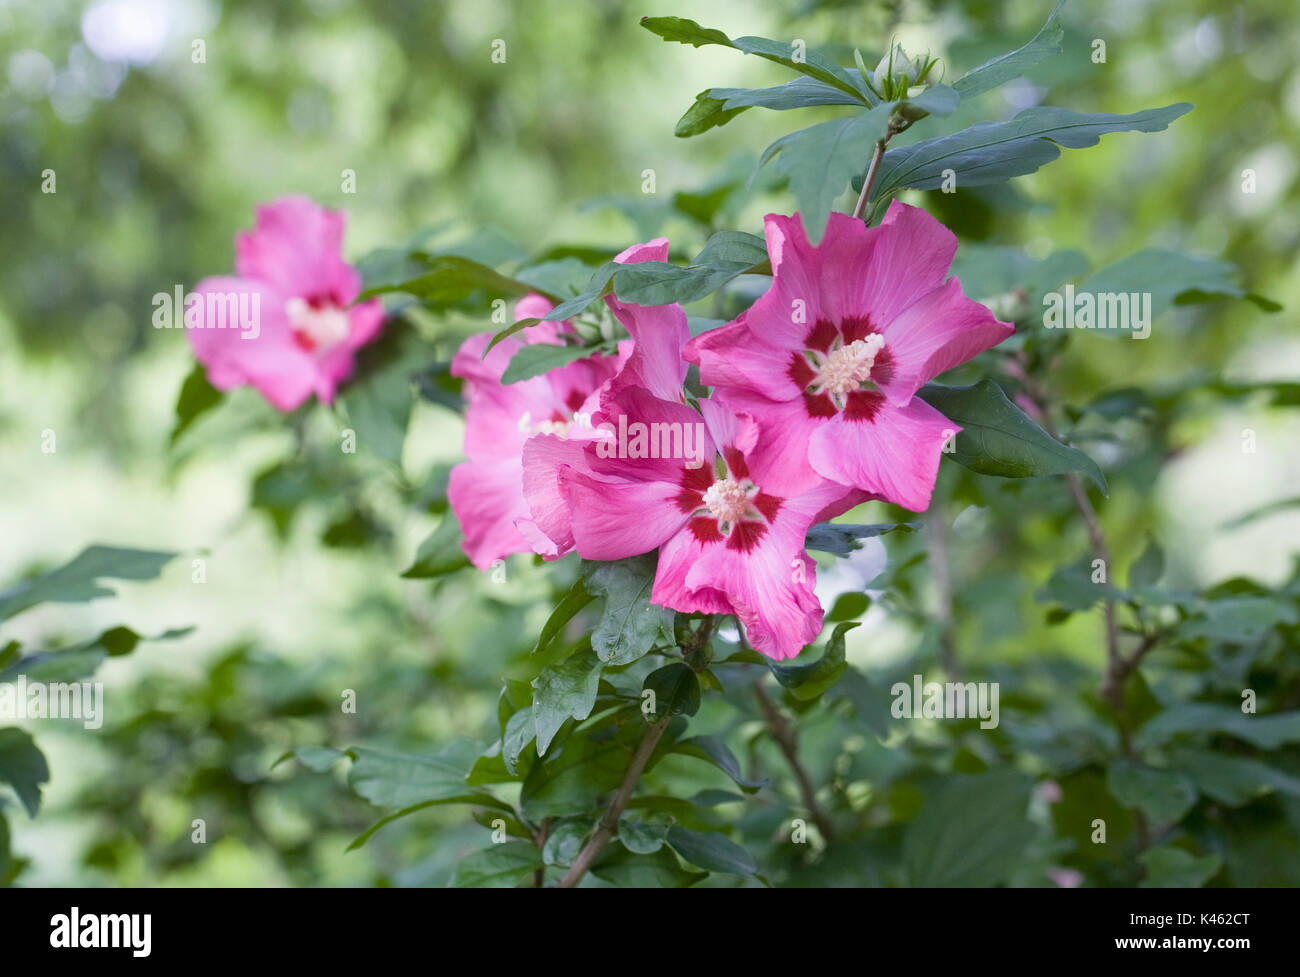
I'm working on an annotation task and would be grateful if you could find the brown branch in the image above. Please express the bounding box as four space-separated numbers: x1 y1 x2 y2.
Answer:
556 716 671 889
754 681 836 843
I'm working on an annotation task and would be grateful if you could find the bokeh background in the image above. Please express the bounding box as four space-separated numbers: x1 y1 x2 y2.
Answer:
1 0 1297 886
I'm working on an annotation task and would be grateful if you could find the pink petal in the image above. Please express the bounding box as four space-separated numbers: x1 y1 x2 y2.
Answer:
808 396 959 511
234 196 359 303
186 275 322 412
819 201 958 327
521 433 594 555
448 457 534 569
560 466 686 561
877 277 1014 404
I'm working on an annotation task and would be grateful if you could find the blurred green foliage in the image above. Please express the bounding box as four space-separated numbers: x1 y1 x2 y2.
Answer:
1 0 1298 887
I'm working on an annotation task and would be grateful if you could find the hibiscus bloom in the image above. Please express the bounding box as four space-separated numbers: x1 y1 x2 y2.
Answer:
521 260 858 659
685 202 1013 511
448 293 626 570
519 237 691 558
545 389 850 660
188 195 385 411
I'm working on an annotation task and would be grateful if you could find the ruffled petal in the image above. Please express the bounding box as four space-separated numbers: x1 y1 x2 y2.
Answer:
448 457 534 569
808 396 958 511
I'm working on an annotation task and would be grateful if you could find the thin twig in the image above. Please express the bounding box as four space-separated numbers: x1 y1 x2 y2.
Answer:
556 717 671 889
754 681 836 842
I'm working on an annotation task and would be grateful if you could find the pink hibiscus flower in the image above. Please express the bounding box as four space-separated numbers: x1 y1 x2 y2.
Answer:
544 388 850 660
520 257 859 659
188 196 385 411
685 202 1014 511
519 236 691 558
448 293 627 570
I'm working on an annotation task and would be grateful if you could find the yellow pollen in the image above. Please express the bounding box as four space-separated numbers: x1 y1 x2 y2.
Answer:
816 335 884 395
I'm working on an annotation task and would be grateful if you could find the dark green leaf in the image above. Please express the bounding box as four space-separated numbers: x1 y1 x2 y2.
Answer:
502 342 603 385
532 646 603 756
583 555 674 666
901 769 1033 887
667 825 758 876
760 103 894 244
401 515 471 578
643 663 701 719
0 546 176 623
169 363 222 446
871 104 1193 202
0 728 50 818
769 622 856 700
952 0 1066 99
448 840 542 888
673 735 766 793
919 379 1107 492
1106 761 1197 823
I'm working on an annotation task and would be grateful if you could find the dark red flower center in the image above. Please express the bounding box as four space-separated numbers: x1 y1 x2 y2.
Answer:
787 316 894 423
675 447 783 552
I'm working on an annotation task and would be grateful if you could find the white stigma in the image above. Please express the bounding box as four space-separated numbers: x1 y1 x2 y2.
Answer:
286 297 350 350
816 334 884 395
703 478 750 525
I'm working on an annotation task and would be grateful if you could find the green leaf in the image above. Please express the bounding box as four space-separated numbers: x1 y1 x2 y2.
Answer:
643 663 701 720
901 769 1033 887
532 580 595 656
1037 554 1121 613
448 840 543 888
502 341 605 385
514 257 597 301
870 103 1193 202
401 515 471 579
532 646 603 756
1139 846 1221 888
952 0 1066 99
541 261 620 322
666 825 758 876
1168 748 1300 806
1128 538 1165 590
675 75 871 138
169 362 222 446
769 622 856 700
1080 249 1277 319
901 84 960 118
639 17 868 101
618 817 671 855
589 846 706 887
610 231 767 306
1181 596 1297 643
583 555 673 666
502 708 536 777
672 735 766 793
805 521 917 555
346 743 510 812
1106 762 1197 823
1136 705 1300 751
0 626 193 684
675 92 748 138
0 546 176 624
362 254 529 304
0 728 50 818
277 745 347 773
522 716 659 820
759 103 894 244
919 379 1108 493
